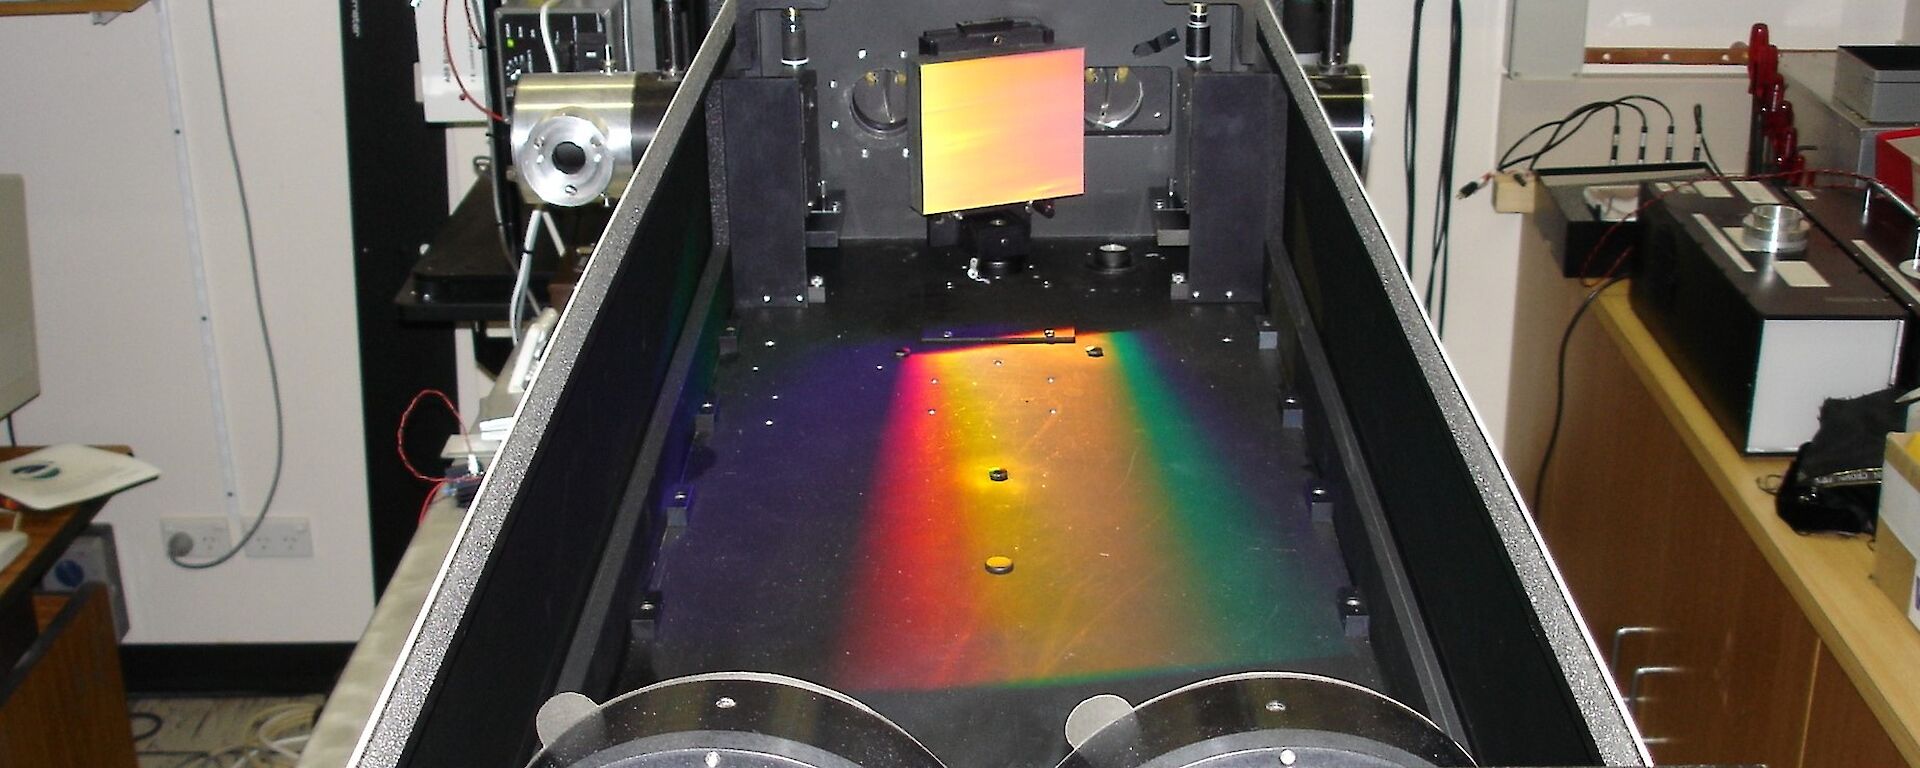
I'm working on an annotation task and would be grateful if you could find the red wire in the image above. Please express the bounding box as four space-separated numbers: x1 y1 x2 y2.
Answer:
1597 246 1634 284
419 479 448 523
443 0 507 123
1575 168 1885 287
1576 194 1677 286
396 389 473 483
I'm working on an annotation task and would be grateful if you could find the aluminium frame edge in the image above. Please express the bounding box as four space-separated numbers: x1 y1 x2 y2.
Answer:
344 3 739 765
1243 0 1648 762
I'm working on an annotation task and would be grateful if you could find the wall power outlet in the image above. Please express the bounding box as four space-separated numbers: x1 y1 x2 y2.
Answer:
243 518 313 558
160 518 231 559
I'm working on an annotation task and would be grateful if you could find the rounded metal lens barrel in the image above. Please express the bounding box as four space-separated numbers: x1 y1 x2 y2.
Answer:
510 72 675 207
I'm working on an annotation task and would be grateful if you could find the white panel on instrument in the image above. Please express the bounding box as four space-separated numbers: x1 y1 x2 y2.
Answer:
1748 318 1903 453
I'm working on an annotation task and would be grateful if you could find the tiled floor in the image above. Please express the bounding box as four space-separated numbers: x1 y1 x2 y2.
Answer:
131 695 322 767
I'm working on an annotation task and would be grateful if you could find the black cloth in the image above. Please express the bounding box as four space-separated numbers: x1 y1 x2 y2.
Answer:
1777 387 1906 535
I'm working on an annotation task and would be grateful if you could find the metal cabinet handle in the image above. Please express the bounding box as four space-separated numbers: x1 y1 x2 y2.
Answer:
1625 665 1683 714
1608 626 1656 676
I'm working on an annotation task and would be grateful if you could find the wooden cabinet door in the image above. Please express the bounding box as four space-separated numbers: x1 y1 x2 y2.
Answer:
1801 647 1906 768
1534 304 1819 767
0 586 137 767
1632 457 1818 768
1537 308 1677 689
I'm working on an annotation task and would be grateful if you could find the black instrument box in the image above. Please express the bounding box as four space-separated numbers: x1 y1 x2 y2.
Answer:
1529 163 1713 277
1789 186 1920 385
1631 179 1906 453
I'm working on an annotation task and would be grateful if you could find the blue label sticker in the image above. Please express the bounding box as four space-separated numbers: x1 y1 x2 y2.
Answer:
51 560 85 588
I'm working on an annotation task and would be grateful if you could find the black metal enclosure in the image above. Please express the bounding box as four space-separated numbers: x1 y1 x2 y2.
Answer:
348 3 1643 767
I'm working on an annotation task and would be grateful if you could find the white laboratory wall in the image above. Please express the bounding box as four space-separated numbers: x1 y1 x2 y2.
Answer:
0 2 374 643
1350 0 1519 442
1587 1 1909 49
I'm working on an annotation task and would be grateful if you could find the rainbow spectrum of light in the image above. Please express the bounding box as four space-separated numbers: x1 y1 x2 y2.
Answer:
834 331 1341 691
915 47 1087 215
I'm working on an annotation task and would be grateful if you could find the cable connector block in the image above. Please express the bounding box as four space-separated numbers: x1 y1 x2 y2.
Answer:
1490 171 1537 214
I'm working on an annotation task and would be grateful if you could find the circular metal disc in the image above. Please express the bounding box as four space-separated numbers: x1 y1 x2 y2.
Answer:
1054 672 1474 768
849 69 909 136
527 673 946 768
1084 68 1146 129
1066 694 1135 749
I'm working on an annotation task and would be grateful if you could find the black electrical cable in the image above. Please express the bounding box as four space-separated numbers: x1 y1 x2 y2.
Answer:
1617 95 1675 160
1614 100 1648 162
1590 101 1652 164
1497 115 1583 170
1529 99 1666 169
1422 0 1463 333
1602 103 1625 165
1695 104 1724 175
1619 94 1675 124
1402 0 1425 276
1529 103 1623 170
1500 104 1611 170
1466 108 1606 204
1460 98 1663 200
170 0 286 570
1533 275 1628 509
1486 96 1678 180
1608 99 1648 131
1498 104 1596 168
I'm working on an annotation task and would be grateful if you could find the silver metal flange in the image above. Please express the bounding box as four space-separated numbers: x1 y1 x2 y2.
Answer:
511 72 675 207
1740 204 1811 254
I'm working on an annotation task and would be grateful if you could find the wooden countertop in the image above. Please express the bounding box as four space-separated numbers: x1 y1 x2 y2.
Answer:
0 446 127 613
0 1 150 17
1593 286 1920 766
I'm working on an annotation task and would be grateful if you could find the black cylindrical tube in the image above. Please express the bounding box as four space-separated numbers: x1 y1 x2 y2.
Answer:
1185 3 1212 66
1324 0 1349 70
780 8 808 67
659 0 689 78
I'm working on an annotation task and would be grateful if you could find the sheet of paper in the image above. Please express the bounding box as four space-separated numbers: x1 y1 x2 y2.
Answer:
0 444 160 511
